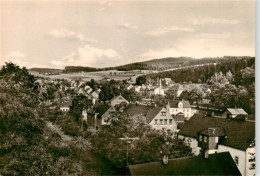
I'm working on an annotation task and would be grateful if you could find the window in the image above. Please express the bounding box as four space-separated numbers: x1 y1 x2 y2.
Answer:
215 137 218 143
199 135 202 141
169 119 173 124
204 136 207 143
160 119 163 125
235 156 239 165
187 109 189 112
161 112 166 116
164 119 167 125
155 119 158 125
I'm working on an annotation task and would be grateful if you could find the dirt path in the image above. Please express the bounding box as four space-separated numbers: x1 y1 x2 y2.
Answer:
46 121 73 143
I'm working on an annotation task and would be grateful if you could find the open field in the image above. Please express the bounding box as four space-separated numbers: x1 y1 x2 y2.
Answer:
30 70 144 82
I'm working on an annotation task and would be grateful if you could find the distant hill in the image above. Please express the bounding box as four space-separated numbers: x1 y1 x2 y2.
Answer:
31 56 254 73
29 68 62 74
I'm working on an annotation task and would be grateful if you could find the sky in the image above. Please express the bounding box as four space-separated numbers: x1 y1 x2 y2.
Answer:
0 0 255 69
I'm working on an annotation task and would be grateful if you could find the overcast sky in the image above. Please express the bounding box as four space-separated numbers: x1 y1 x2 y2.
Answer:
0 0 255 69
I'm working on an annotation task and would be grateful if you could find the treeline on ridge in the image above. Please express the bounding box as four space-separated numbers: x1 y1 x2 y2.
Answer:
146 56 255 87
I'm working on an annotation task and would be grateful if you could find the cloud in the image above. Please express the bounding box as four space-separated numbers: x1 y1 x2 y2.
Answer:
8 51 25 58
144 26 194 36
195 32 230 39
51 45 122 68
47 28 96 42
117 23 138 30
193 17 240 25
0 51 50 68
99 0 112 6
138 37 253 60
98 0 112 11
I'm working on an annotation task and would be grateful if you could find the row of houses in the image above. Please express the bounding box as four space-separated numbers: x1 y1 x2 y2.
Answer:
58 88 254 176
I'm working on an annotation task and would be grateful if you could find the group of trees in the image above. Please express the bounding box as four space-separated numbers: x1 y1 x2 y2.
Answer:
147 57 254 85
99 80 139 102
180 89 204 107
91 114 193 169
0 63 86 175
144 57 255 114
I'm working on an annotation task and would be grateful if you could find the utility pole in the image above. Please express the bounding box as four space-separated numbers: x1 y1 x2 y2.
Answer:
119 136 139 168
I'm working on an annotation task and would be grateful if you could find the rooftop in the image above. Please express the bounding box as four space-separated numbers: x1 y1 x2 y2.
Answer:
226 108 248 115
145 107 164 123
168 100 191 108
121 104 152 117
179 113 255 151
129 152 241 176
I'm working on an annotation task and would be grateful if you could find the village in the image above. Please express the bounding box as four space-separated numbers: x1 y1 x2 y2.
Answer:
0 0 256 175
32 68 255 176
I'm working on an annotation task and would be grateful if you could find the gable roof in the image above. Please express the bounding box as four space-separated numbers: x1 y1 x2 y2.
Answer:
198 127 225 137
95 104 111 117
179 114 255 151
168 100 191 108
226 108 248 115
174 113 185 122
129 152 241 176
168 84 184 91
145 107 164 123
121 104 152 117
110 95 129 103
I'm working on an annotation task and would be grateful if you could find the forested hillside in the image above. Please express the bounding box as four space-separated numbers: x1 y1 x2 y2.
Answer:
147 56 254 86
145 56 255 115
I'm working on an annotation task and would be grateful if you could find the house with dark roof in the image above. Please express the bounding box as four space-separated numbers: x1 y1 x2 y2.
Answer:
178 113 255 176
121 105 177 133
129 152 241 176
222 108 248 118
167 100 194 120
85 104 111 130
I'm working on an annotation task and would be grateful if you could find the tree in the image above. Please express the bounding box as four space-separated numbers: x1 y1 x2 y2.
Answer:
136 76 146 85
225 70 233 83
70 94 92 126
90 114 193 169
208 72 229 87
0 62 80 175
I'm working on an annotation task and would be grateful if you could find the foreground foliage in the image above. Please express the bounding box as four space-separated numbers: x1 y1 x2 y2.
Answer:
0 63 82 175
91 115 193 169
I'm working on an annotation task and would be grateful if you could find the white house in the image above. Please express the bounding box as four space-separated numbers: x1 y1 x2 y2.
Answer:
178 114 255 176
164 78 172 85
146 107 177 133
135 85 142 92
222 108 248 118
153 86 165 95
127 85 133 90
91 91 99 99
166 100 193 120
